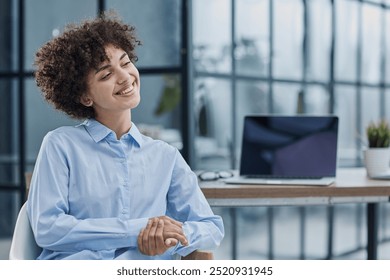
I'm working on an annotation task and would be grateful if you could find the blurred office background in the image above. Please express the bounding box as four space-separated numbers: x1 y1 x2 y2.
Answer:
1 0 390 259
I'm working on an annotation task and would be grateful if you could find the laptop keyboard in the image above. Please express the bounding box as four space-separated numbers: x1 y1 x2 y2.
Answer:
245 175 323 180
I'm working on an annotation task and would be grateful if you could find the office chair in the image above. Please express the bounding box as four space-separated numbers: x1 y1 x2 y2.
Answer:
9 202 42 260
9 172 213 260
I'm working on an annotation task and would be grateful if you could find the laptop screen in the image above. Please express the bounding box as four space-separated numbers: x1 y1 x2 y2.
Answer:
240 115 339 178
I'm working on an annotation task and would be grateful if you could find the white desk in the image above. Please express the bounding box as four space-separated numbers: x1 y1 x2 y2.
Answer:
200 168 390 259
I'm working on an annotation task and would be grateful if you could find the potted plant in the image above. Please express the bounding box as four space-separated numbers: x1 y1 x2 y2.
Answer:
364 119 390 178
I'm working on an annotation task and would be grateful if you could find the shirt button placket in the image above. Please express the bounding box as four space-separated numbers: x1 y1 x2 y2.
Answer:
121 147 130 218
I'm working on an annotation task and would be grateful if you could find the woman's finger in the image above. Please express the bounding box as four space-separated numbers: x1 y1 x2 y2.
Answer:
155 219 166 254
148 218 159 255
141 219 153 254
137 228 145 254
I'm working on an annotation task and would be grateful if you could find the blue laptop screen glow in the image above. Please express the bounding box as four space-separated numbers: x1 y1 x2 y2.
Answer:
240 116 339 178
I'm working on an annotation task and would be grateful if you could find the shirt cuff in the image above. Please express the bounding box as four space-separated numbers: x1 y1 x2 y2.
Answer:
125 217 149 247
171 222 196 257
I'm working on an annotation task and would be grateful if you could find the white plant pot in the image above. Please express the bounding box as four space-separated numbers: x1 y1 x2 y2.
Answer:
364 148 390 178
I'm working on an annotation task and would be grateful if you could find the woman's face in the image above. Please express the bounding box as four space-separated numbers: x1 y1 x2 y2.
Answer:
82 44 141 119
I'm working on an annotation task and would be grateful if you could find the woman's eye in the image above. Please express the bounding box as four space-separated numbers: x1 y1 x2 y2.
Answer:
122 61 131 67
101 73 111 80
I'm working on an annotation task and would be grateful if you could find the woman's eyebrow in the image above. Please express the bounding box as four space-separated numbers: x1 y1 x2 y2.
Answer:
95 64 110 74
119 53 128 60
95 53 128 74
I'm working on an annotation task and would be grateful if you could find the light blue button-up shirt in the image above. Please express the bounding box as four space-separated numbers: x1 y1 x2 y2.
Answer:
27 119 224 260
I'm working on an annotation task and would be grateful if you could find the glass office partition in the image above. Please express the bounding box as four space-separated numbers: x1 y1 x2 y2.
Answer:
361 87 381 136
273 0 304 80
107 0 181 68
0 0 18 72
25 0 97 71
386 89 390 120
273 207 303 258
385 9 390 83
306 0 331 81
304 206 328 258
0 78 19 237
0 191 20 237
193 77 232 170
361 3 382 84
332 204 367 257
0 79 18 181
272 83 302 114
334 86 358 165
335 0 359 82
235 0 269 77
193 0 232 74
304 85 330 115
235 207 269 259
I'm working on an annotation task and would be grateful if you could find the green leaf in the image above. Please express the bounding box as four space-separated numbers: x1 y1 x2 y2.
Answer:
366 119 390 148
154 76 181 116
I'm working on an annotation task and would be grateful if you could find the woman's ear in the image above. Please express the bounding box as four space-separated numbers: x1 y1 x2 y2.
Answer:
80 95 93 107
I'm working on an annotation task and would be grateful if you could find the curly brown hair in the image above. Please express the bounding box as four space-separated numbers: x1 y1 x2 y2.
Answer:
34 11 141 119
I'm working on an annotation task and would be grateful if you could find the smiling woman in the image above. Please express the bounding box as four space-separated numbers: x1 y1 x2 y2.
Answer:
34 11 141 121
81 44 141 136
27 11 224 260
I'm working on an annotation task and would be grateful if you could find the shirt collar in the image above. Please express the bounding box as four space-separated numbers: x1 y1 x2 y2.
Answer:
80 119 143 147
128 123 144 147
80 119 112 143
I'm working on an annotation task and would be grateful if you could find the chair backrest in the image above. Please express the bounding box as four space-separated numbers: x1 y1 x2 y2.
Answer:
9 202 42 260
25 172 32 200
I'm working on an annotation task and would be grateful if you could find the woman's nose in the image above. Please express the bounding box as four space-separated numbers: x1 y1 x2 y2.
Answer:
117 69 128 84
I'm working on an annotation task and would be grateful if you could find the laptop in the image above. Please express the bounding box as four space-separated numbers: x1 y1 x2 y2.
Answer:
225 115 339 186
